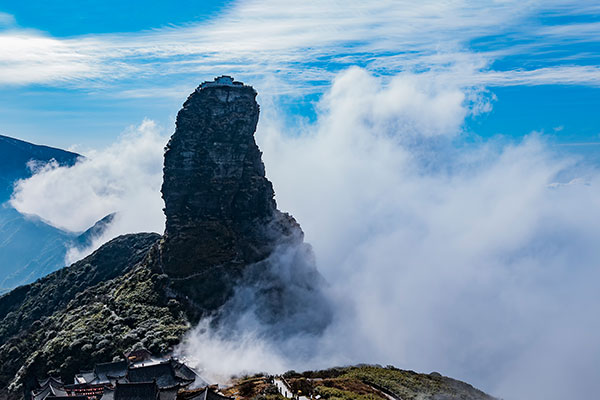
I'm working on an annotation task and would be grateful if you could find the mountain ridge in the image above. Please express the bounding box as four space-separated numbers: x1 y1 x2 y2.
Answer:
0 134 80 200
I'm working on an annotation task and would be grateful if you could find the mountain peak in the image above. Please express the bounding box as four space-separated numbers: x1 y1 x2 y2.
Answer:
160 77 305 316
161 78 298 270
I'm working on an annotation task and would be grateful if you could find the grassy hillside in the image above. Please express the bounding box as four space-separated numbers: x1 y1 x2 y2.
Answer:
226 366 496 400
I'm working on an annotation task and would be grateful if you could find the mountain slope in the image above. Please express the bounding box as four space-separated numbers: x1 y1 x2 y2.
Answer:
0 208 72 292
227 366 496 400
0 233 175 397
0 135 116 292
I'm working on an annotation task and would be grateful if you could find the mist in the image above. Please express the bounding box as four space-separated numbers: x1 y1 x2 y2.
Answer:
11 68 600 400
10 119 168 262
183 68 600 400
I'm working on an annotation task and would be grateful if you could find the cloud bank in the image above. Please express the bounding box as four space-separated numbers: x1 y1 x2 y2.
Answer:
180 68 600 400
11 68 600 400
10 119 167 261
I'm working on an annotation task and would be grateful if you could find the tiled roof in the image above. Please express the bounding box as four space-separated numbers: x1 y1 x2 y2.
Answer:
32 377 67 400
128 362 180 389
114 382 159 400
37 376 63 387
32 385 52 400
95 360 128 383
159 387 179 400
170 359 204 385
74 371 96 384
178 387 232 400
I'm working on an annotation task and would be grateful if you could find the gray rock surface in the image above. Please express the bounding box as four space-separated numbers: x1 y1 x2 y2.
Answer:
160 77 309 320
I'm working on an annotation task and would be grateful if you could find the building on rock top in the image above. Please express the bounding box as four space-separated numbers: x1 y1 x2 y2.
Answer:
198 75 244 90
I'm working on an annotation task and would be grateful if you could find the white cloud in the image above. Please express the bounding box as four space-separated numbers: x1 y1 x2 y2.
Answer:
469 65 600 87
10 119 167 259
0 1 599 90
176 68 600 400
0 33 135 86
319 67 468 137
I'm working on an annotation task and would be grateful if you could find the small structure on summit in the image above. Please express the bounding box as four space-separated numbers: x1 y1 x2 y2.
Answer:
198 75 244 89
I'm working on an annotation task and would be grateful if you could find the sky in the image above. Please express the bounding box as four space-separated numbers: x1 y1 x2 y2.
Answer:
3 1 600 400
1 0 600 150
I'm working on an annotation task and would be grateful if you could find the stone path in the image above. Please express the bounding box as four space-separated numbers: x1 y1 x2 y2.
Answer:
273 378 310 400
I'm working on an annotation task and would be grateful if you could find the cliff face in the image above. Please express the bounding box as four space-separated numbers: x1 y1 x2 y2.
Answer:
160 78 304 317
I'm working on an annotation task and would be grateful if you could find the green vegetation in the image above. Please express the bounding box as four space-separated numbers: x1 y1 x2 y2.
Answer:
315 385 383 400
223 377 286 400
0 232 495 400
285 366 495 400
226 367 494 400
0 233 191 399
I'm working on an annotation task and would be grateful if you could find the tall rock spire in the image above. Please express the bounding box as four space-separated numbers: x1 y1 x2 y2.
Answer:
160 76 304 316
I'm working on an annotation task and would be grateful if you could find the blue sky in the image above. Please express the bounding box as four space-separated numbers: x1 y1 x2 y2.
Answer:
0 1 229 36
0 0 599 152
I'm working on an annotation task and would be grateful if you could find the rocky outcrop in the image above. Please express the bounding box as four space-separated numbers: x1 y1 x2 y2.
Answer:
160 77 306 318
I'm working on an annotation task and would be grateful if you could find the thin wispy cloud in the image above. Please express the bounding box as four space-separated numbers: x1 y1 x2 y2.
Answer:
0 12 15 28
1 0 599 92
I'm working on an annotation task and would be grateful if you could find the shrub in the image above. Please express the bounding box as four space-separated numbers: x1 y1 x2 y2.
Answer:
239 381 256 397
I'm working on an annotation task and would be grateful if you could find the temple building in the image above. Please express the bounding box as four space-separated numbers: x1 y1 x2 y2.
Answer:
197 75 244 89
31 350 213 400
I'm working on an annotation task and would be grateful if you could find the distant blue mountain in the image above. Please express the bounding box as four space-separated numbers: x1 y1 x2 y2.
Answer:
0 135 112 293
0 134 81 200
0 207 74 292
